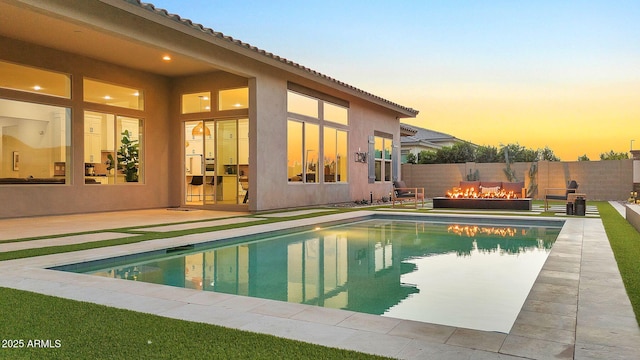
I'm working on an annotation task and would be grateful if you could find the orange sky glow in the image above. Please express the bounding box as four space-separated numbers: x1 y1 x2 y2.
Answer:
149 1 639 161
400 81 639 160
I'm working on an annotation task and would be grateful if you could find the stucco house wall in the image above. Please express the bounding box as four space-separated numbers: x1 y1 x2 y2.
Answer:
247 69 404 210
0 36 173 218
0 0 417 218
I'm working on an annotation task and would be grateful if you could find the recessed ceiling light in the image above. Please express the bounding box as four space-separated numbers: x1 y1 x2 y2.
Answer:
162 55 172 61
104 95 112 100
33 85 41 91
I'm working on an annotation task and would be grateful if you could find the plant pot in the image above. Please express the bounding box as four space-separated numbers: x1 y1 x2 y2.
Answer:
125 172 138 182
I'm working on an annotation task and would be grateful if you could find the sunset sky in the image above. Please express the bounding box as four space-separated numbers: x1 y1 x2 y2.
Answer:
150 0 639 161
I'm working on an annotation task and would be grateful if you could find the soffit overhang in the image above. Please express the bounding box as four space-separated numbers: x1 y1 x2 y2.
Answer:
0 0 418 117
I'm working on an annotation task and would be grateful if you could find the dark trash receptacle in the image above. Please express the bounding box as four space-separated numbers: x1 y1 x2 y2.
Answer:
575 197 586 216
566 202 574 215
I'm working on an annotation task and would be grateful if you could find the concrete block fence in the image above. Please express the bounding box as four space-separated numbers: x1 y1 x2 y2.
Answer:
401 160 634 201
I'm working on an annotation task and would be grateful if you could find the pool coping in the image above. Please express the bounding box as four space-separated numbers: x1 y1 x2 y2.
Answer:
0 210 638 359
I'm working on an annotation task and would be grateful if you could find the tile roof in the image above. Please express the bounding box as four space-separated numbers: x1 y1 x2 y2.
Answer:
400 124 458 143
400 123 476 147
400 124 418 135
136 1 418 117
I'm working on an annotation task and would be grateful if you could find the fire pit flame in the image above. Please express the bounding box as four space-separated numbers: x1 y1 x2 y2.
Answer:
447 224 520 237
445 187 519 199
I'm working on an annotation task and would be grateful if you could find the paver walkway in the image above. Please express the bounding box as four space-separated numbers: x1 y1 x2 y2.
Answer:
260 209 337 217
0 208 244 241
0 232 133 252
139 217 264 232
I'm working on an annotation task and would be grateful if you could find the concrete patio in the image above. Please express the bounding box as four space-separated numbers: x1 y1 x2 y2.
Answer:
0 204 638 359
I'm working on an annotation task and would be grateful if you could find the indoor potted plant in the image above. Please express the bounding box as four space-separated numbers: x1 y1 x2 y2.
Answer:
116 130 139 182
105 154 115 175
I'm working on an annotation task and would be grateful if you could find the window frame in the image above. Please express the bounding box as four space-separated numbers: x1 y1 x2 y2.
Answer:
83 110 144 185
181 91 211 114
83 78 144 111
323 126 348 183
218 87 249 111
287 88 349 184
372 134 393 183
0 98 72 184
0 60 71 99
287 119 321 183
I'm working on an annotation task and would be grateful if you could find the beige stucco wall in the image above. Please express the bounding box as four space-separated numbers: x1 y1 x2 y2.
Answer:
0 34 410 217
0 36 173 219
246 68 403 211
153 12 410 212
0 0 418 218
349 99 401 202
170 53 406 211
401 160 633 201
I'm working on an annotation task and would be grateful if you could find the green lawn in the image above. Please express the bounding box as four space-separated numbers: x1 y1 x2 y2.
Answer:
1 202 638 359
597 202 640 323
0 287 388 360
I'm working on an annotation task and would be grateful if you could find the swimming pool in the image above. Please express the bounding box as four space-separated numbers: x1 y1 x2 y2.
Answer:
58 216 562 333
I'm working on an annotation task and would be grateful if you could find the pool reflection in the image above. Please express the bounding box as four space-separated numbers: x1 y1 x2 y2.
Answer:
91 220 560 332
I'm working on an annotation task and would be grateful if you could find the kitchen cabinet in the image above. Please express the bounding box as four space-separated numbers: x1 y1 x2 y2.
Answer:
222 175 238 201
102 118 114 151
52 111 67 162
238 119 249 164
84 115 102 163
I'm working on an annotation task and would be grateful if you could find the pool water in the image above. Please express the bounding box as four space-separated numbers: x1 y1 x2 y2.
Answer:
71 218 561 333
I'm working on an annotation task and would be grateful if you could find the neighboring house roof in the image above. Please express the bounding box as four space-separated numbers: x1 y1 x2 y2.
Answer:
400 124 475 149
136 1 419 118
400 124 418 137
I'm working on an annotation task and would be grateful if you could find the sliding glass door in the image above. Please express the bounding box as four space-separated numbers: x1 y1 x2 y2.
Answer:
184 119 248 206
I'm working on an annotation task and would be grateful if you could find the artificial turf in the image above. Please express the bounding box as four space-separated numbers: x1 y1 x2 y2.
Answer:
597 202 640 323
0 287 390 360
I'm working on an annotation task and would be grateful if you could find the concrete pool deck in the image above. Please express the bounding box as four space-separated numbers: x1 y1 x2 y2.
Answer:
0 205 638 359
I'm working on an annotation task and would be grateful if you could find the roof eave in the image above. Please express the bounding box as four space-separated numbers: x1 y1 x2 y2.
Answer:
113 0 419 117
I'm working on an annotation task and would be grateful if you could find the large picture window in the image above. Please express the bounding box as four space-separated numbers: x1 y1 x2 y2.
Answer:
0 99 70 184
287 120 319 182
84 111 143 184
287 89 348 184
323 127 347 183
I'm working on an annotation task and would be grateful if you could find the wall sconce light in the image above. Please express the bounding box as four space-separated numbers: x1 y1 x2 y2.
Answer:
355 152 367 163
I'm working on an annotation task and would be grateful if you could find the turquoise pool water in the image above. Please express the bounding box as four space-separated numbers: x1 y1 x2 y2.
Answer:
65 218 561 333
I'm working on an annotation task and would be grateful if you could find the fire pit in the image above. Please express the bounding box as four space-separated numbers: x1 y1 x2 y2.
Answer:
433 185 532 210
445 187 520 199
